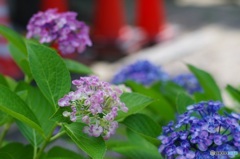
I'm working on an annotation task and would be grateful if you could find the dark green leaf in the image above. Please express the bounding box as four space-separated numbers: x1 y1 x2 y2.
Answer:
0 85 43 135
188 64 222 101
27 40 71 108
50 107 72 123
46 146 85 159
176 93 195 114
63 122 106 159
125 81 175 121
0 142 34 159
64 59 93 75
122 114 161 144
116 92 154 121
15 82 55 146
0 74 8 87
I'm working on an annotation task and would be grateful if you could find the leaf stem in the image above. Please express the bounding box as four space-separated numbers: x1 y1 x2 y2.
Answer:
34 125 57 159
50 130 65 142
0 122 12 148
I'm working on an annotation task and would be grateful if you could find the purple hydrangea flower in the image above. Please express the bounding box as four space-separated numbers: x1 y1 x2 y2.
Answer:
172 73 202 94
26 9 92 54
158 101 240 159
112 60 169 86
58 76 130 140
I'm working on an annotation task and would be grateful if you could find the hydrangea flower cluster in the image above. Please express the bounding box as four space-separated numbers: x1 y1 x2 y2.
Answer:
26 9 92 54
112 60 169 86
158 101 240 159
172 73 202 94
58 76 130 140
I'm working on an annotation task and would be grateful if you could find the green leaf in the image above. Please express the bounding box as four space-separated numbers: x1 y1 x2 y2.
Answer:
176 93 195 114
0 142 34 159
64 59 93 75
0 25 26 53
111 129 163 159
50 107 72 123
116 92 154 121
63 122 106 159
46 146 85 159
0 85 43 135
8 43 32 78
122 114 161 144
226 85 240 104
125 81 175 121
27 40 71 108
15 82 55 146
0 74 8 87
5 76 17 91
188 64 222 101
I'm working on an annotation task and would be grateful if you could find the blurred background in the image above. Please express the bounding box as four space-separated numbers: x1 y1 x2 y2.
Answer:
0 0 240 88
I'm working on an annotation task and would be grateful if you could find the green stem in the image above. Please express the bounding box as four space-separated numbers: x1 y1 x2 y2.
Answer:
34 125 57 159
0 122 12 148
50 130 65 142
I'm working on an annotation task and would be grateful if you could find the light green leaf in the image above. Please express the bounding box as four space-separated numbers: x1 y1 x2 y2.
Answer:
226 85 240 104
176 93 195 114
116 92 154 121
0 85 43 135
27 40 71 108
64 59 93 75
63 122 106 159
0 74 8 87
122 114 161 145
46 146 85 159
15 82 55 146
0 25 26 53
8 43 32 78
111 129 163 159
125 81 175 121
188 64 222 101
5 76 17 91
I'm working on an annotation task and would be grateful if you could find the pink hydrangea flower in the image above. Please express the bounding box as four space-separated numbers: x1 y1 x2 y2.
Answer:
58 76 130 140
26 9 92 54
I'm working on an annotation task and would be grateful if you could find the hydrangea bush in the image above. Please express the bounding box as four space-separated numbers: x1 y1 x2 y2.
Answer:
0 9 240 159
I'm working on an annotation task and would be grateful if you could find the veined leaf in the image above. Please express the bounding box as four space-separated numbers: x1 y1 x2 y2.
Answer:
188 64 222 101
176 93 195 114
27 40 71 108
116 92 154 121
63 122 106 159
0 85 43 135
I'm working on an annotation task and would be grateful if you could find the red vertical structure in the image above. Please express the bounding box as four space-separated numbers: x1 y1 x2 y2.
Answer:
0 0 22 78
92 0 126 42
136 0 167 43
40 0 69 12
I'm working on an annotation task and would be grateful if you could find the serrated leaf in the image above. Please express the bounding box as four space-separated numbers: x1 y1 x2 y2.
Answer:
64 59 93 75
27 40 71 108
122 114 161 145
116 92 154 121
176 93 195 114
46 146 85 159
125 81 175 121
63 122 106 159
188 64 222 101
15 82 55 146
0 85 43 135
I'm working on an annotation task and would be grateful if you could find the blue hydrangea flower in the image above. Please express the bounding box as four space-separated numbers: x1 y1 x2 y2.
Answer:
172 73 202 94
111 60 169 85
158 101 240 159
